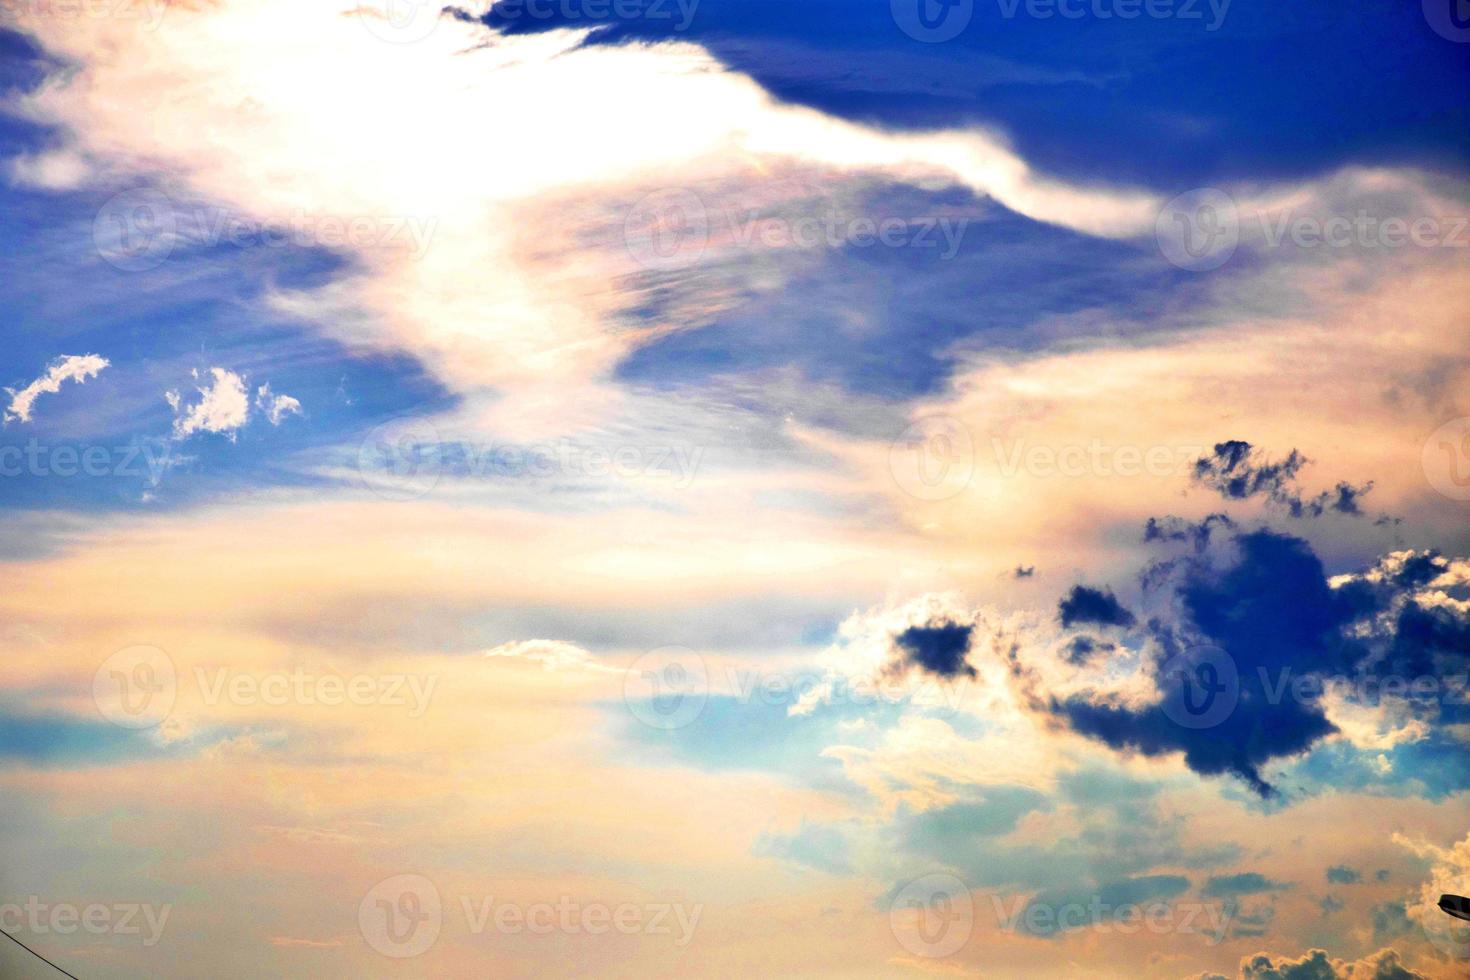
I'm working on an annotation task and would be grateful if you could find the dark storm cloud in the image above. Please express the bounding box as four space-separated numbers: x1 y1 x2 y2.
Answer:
1043 516 1470 798
893 622 976 679
1058 585 1136 629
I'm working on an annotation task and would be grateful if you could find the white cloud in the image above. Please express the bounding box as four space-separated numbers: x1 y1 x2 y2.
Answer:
255 384 302 426
483 639 619 674
7 148 90 190
5 3 1160 432
167 367 251 441
4 353 109 423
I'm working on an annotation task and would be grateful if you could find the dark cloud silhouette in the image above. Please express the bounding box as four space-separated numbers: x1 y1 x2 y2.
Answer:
1325 865 1361 885
1046 524 1469 797
1058 585 1136 629
1203 872 1291 897
894 622 976 679
1062 635 1115 666
1190 441 1374 519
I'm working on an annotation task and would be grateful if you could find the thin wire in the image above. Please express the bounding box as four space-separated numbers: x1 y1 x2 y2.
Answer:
0 927 83 980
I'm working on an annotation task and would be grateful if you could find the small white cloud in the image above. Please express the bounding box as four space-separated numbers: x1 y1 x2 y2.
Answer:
255 383 302 425
4 353 110 424
483 639 619 673
7 149 90 190
168 367 251 440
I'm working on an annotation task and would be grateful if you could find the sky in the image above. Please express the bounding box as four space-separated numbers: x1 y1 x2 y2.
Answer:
0 0 1467 977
